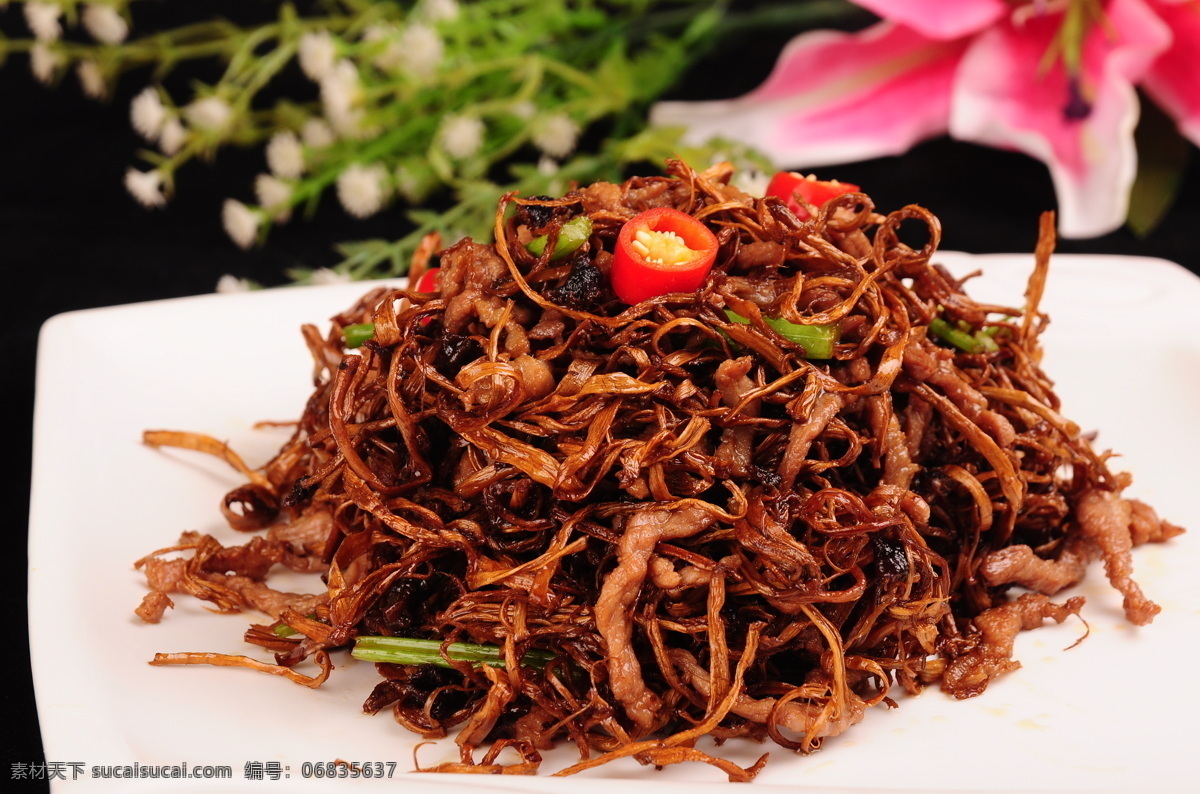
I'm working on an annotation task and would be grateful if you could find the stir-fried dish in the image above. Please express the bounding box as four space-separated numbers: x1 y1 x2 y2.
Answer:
135 160 1183 780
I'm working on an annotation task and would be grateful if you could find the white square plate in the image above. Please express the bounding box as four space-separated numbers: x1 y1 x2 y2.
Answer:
30 253 1200 792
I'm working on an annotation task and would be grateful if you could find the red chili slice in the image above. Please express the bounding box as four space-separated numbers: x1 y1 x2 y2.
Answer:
412 266 440 292
411 267 439 326
610 207 719 305
766 171 859 221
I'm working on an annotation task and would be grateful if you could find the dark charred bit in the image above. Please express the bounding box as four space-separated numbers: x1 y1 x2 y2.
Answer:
516 196 555 230
284 477 319 507
872 534 910 582
435 333 484 378
549 253 605 309
516 196 581 234
750 465 783 489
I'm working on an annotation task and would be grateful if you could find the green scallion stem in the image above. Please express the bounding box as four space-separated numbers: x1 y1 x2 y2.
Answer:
929 317 983 353
526 215 593 261
723 310 839 359
975 328 1000 352
350 636 554 670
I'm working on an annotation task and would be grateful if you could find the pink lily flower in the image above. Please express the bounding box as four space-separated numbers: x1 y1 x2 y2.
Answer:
651 0 1200 238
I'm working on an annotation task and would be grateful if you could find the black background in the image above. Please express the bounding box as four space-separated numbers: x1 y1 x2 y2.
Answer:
5 3 1200 789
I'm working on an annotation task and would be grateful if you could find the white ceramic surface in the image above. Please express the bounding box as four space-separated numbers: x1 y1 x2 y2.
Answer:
29 253 1200 792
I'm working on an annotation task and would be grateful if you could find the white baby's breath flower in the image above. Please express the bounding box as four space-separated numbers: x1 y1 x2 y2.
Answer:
532 113 580 159
158 117 188 155
439 114 484 159
394 166 423 203
301 117 336 148
537 159 564 196
320 60 357 121
337 163 390 218
731 168 770 197
310 268 351 286
24 3 62 42
76 60 105 98
298 30 337 81
82 4 128 45
265 131 305 179
397 23 443 79
130 87 167 140
419 0 460 23
30 42 60 84
510 100 536 120
124 168 167 208
321 60 374 138
185 96 233 133
216 274 253 294
254 174 293 222
222 200 262 249
362 25 404 72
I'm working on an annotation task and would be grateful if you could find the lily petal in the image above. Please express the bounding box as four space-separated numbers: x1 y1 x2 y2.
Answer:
949 0 1171 237
1141 0 1200 146
852 0 1007 40
650 22 965 169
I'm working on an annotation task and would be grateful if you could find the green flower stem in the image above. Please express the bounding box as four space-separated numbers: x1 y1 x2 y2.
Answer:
292 124 428 212
335 152 619 280
227 40 299 115
11 0 801 279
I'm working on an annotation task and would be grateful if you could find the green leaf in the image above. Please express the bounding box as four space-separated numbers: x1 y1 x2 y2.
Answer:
678 5 725 49
612 125 687 164
406 209 444 227
594 42 634 109
1128 96 1191 238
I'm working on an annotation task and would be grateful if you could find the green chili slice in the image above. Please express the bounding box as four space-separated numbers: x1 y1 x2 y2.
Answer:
723 310 839 359
342 322 375 349
526 215 592 261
